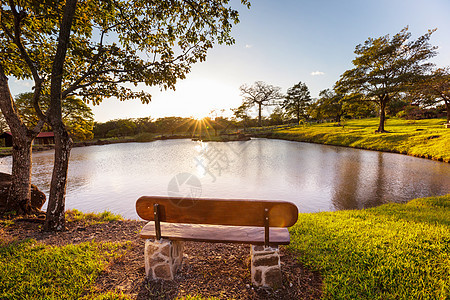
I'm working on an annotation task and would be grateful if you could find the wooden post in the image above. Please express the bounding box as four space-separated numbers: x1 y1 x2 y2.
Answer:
154 203 161 240
264 208 269 247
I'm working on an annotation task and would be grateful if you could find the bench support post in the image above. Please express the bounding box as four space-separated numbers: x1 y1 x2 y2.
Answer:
250 245 282 289
144 238 184 280
153 204 161 240
264 208 269 248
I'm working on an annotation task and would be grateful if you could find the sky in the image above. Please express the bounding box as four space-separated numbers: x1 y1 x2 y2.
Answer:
8 0 450 122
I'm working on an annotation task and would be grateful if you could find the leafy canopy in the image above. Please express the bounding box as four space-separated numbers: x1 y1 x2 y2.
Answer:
12 92 94 140
282 81 312 121
336 26 437 101
1 0 251 106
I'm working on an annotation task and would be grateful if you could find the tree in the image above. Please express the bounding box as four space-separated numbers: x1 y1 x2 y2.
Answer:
240 81 283 127
410 67 450 122
232 102 251 130
336 27 437 132
1 0 249 230
155 117 190 136
282 81 312 123
268 106 285 125
314 89 345 123
11 93 94 140
106 119 137 137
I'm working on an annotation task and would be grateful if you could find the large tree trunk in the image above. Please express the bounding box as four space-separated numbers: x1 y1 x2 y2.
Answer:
44 124 72 231
376 95 389 133
445 99 450 123
258 103 262 127
7 135 33 214
0 65 38 215
43 0 77 231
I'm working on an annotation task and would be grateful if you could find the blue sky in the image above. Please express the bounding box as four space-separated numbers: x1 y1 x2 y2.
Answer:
9 0 450 122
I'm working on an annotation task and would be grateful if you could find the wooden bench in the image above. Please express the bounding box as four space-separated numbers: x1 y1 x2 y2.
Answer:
136 196 298 288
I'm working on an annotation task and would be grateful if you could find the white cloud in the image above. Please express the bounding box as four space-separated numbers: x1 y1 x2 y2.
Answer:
245 44 253 48
310 71 325 76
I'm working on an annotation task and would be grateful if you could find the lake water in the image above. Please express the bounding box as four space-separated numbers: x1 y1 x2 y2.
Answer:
0 138 448 219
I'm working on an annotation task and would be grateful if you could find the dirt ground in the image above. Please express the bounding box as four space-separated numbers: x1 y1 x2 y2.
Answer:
0 218 322 299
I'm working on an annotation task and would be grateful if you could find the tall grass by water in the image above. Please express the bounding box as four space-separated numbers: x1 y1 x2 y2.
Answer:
288 194 450 299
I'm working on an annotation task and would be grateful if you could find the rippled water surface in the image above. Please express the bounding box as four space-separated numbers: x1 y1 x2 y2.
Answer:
0 138 448 219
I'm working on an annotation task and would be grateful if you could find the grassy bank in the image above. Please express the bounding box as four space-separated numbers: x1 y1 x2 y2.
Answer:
288 194 450 299
263 118 450 162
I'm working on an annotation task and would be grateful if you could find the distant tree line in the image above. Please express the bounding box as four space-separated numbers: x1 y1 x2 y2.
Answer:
93 116 237 139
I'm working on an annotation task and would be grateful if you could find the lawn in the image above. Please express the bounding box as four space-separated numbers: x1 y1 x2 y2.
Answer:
266 118 450 162
0 240 129 300
287 194 450 299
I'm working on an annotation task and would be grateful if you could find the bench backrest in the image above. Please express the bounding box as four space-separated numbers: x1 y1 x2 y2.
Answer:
136 196 298 227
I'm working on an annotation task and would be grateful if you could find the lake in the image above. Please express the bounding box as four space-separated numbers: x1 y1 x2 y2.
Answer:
0 138 448 219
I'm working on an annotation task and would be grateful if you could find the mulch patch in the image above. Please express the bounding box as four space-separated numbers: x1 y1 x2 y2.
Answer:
0 218 322 299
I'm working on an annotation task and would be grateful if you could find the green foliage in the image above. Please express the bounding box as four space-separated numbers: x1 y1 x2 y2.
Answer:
268 106 285 125
0 219 14 227
12 92 94 140
287 194 450 299
105 119 137 138
271 117 450 162
336 27 438 132
310 88 345 122
85 291 131 300
407 67 450 122
65 209 123 225
1 0 250 104
0 240 126 300
135 132 156 142
282 81 312 122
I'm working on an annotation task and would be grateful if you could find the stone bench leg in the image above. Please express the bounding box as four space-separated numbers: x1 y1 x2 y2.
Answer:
250 245 282 289
144 239 184 280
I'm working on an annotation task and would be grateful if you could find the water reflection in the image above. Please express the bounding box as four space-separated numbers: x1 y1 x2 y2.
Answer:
0 138 448 219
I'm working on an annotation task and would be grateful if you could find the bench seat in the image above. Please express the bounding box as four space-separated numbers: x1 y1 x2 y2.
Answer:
140 221 291 245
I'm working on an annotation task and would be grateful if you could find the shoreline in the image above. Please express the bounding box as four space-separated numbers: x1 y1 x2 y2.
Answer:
1 134 447 163
253 132 449 163
0 118 448 163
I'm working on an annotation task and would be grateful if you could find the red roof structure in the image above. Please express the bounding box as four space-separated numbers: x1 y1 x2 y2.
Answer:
37 132 54 138
4 131 54 137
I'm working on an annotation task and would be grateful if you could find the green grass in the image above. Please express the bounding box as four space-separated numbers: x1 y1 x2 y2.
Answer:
268 118 450 162
0 239 129 300
0 219 14 227
287 194 450 299
66 209 124 225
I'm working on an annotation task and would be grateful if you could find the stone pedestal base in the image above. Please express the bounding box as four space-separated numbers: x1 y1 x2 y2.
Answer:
250 245 282 289
144 239 184 280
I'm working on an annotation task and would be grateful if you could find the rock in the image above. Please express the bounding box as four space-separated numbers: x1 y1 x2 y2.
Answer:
30 184 46 209
253 254 279 267
264 267 283 289
0 172 46 211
